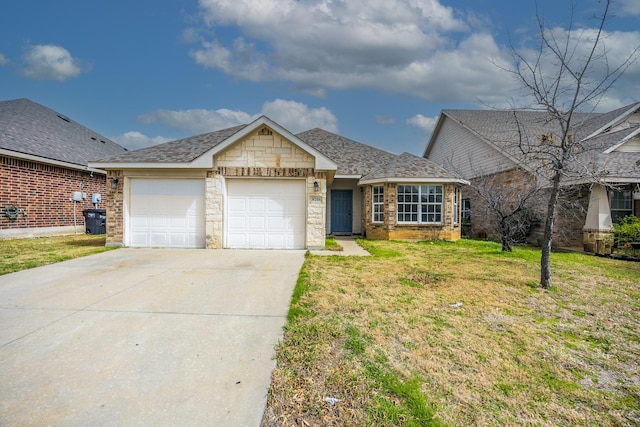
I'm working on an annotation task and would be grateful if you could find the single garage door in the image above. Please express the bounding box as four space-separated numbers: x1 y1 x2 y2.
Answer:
129 179 205 248
227 179 306 249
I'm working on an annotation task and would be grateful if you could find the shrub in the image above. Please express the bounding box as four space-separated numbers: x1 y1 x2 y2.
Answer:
613 215 640 245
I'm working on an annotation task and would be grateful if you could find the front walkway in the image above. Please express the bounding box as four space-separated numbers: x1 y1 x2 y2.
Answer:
310 236 371 256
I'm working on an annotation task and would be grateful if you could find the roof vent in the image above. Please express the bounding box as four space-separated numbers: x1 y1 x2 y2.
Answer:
100 140 106 144
91 137 97 141
57 114 71 123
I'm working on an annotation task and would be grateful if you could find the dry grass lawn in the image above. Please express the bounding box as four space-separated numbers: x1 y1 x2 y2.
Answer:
262 239 640 426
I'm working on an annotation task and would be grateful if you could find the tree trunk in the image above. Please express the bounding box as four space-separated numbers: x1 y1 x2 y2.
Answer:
501 221 513 252
540 170 562 288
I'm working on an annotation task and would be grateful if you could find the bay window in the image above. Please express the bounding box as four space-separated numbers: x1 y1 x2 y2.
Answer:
397 185 443 224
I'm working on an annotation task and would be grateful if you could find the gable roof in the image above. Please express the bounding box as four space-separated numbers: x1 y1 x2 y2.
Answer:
359 152 468 184
94 124 248 164
425 103 640 184
92 116 337 171
0 98 127 170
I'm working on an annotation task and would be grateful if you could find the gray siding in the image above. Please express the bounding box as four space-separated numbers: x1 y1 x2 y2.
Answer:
427 117 516 179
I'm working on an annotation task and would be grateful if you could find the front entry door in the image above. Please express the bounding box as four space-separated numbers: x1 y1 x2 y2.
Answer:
331 190 353 234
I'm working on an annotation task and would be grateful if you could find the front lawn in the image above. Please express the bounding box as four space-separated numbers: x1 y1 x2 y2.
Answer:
262 239 640 426
0 234 116 275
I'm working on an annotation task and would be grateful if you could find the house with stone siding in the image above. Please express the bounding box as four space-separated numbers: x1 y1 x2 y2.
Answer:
90 116 467 249
0 98 127 238
424 103 640 254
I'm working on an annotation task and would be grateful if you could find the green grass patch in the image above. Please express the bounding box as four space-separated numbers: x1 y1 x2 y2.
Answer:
325 236 343 251
0 234 116 275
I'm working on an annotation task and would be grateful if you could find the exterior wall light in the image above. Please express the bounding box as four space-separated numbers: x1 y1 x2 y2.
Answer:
111 178 119 190
313 181 319 192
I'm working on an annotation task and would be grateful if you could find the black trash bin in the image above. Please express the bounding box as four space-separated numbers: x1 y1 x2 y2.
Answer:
83 209 106 234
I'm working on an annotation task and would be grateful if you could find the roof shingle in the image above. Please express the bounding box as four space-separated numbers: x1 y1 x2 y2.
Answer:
0 98 127 167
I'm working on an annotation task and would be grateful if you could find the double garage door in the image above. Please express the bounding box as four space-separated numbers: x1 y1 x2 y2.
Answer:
128 178 305 249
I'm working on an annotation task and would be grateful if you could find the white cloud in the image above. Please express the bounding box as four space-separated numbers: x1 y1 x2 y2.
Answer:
618 0 640 15
189 0 514 100
137 99 338 136
189 0 640 106
0 53 9 66
138 108 253 135
512 27 640 112
407 114 438 137
260 99 338 133
112 132 173 151
21 44 83 81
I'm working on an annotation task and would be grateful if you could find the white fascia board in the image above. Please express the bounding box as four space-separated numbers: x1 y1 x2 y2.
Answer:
583 102 640 141
3 149 106 174
88 161 196 170
358 177 470 186
334 174 362 179
204 116 338 171
603 127 640 153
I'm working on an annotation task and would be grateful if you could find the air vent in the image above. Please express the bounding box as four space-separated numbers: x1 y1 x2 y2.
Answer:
100 140 106 144
57 114 71 123
91 137 97 141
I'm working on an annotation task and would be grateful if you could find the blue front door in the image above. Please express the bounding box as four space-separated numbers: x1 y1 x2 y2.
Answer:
331 190 353 233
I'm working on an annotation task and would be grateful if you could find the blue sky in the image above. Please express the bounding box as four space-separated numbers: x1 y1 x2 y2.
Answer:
1 0 639 155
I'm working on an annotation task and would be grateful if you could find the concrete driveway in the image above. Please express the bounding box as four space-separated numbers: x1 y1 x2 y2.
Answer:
0 248 305 426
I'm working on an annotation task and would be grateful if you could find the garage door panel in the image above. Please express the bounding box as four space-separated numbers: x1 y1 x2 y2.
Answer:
227 179 305 249
129 179 205 248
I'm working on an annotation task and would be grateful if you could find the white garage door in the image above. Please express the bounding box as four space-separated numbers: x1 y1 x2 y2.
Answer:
227 179 306 249
129 179 205 248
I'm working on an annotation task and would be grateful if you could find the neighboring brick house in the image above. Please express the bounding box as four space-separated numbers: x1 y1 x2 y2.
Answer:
0 98 127 238
424 103 640 253
90 116 467 249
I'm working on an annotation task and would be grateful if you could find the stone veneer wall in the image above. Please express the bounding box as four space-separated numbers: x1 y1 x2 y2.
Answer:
466 168 589 249
363 183 462 241
215 127 315 169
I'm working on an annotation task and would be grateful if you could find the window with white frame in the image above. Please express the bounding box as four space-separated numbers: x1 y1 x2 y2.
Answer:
397 185 443 224
610 190 632 223
372 185 384 223
453 187 460 224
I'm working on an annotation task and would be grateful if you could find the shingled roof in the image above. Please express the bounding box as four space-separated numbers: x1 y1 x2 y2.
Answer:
96 124 248 163
429 103 640 184
361 152 466 183
296 128 397 176
0 98 127 168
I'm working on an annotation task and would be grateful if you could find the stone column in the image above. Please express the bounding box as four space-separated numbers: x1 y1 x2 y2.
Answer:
583 184 613 254
306 175 326 250
205 173 225 249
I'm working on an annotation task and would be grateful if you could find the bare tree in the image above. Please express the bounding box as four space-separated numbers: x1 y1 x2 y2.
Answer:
505 0 639 288
465 169 543 252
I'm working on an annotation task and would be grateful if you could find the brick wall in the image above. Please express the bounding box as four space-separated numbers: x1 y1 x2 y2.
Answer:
363 183 462 241
0 156 106 231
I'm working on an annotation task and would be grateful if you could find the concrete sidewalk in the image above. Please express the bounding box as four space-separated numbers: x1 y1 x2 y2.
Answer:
310 236 371 256
0 248 305 427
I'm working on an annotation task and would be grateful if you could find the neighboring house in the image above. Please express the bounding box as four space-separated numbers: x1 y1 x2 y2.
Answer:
90 116 467 249
0 98 128 238
424 103 640 254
